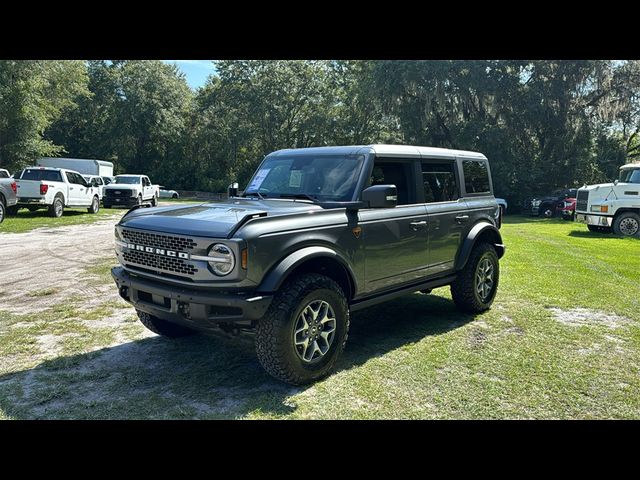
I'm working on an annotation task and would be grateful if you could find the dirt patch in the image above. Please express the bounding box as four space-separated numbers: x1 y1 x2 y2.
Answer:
548 307 631 329
0 214 123 314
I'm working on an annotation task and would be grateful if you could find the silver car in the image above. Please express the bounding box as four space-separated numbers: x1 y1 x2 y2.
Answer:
158 187 179 199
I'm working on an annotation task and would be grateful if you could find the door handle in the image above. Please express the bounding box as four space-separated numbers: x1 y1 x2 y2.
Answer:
455 215 469 224
410 220 428 231
70 187 74 190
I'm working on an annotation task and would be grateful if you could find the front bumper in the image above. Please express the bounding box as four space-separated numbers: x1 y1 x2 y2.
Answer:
575 212 613 227
112 266 272 330
104 196 138 207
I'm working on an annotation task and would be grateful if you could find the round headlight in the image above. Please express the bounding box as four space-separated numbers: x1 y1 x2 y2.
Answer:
208 243 235 276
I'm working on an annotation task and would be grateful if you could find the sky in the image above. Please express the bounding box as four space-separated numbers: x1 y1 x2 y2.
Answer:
162 60 217 89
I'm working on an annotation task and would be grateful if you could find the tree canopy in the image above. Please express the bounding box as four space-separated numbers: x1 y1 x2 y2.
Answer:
1 59 638 208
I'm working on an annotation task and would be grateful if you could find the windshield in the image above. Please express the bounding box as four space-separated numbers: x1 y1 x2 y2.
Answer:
243 154 365 202
114 176 140 185
619 168 640 184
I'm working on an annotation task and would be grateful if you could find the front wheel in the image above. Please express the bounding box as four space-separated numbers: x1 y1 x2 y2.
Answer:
451 243 500 313
613 212 640 237
255 273 350 385
87 196 100 214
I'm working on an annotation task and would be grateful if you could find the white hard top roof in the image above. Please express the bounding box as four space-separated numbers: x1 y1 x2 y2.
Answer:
620 162 640 170
268 144 487 160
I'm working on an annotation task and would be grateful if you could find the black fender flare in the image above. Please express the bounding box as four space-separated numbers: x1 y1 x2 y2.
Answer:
258 246 356 296
455 222 505 271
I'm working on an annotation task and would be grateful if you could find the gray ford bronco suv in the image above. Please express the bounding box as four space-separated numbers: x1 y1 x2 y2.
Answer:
111 145 505 384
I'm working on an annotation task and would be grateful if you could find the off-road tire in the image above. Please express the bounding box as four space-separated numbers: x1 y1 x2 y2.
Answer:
451 242 499 313
136 310 194 338
87 195 100 214
48 195 64 218
613 212 640 237
255 273 350 385
587 225 612 233
0 198 5 224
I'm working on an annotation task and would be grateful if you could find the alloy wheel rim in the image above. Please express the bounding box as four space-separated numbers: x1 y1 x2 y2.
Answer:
619 218 639 236
293 300 337 363
56 201 62 216
0 204 4 222
475 257 495 302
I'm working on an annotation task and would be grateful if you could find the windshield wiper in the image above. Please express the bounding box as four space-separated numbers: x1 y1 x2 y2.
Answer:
278 193 318 202
244 191 265 200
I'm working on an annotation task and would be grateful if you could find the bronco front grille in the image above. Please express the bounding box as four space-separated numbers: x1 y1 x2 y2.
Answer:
122 250 198 276
576 190 589 212
121 228 196 251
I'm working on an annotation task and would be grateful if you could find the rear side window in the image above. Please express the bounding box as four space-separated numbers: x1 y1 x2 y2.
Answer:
21 169 63 182
422 162 458 202
462 160 490 194
0 171 8 178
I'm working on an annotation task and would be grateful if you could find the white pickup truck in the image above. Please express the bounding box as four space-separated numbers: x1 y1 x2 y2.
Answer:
15 167 101 217
102 174 159 208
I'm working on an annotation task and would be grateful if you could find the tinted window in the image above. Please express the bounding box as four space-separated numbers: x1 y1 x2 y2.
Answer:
370 161 415 205
462 160 490 194
21 169 63 182
422 162 458 202
0 171 8 178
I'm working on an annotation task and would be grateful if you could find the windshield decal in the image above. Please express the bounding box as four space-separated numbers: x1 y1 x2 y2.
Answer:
248 168 270 191
289 170 303 188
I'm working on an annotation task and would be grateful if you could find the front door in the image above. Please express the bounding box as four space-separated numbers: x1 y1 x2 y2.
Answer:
361 158 430 294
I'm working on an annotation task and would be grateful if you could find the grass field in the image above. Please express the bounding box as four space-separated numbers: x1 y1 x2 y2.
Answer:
0 207 122 234
0 216 638 419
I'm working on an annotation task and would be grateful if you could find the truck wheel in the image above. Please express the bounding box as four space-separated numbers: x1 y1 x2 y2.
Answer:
87 195 100 214
255 273 350 385
150 195 157 207
542 205 554 218
0 198 5 224
451 242 499 314
137 194 142 206
136 310 194 338
613 212 640 237
48 195 64 218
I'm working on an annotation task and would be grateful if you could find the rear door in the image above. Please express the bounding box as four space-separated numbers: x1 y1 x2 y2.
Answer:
66 171 91 206
421 158 467 275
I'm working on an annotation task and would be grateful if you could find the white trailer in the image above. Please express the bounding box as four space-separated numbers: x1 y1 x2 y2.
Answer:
37 158 114 177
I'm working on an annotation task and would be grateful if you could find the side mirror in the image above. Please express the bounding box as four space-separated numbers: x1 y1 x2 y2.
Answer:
362 184 397 208
614 179 619 185
228 182 239 198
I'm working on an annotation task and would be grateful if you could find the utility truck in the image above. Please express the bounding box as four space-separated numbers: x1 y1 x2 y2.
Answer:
575 162 640 237
103 174 160 208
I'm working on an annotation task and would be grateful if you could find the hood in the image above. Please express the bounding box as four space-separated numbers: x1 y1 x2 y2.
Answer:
580 182 615 191
118 198 322 238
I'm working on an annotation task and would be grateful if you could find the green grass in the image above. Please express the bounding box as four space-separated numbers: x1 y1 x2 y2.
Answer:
0 215 638 419
0 207 123 234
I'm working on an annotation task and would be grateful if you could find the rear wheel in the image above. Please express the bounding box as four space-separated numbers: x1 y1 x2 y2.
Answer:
0 198 5 224
172 193 178 199
48 195 64 218
87 195 100 214
136 310 194 338
541 204 555 218
613 212 640 237
150 195 157 207
451 243 499 313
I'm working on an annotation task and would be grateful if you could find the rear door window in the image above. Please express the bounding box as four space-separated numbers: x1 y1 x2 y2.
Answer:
422 162 459 202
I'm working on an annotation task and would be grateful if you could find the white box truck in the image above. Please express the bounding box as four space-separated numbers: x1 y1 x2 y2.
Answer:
37 158 114 177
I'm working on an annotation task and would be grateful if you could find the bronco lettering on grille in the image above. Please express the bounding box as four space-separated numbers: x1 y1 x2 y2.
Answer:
125 243 189 259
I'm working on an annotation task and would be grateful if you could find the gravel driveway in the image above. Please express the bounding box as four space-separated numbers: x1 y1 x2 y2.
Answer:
0 213 125 314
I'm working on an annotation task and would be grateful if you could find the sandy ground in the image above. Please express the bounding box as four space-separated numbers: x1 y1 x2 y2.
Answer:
0 213 125 314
